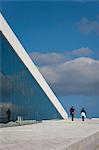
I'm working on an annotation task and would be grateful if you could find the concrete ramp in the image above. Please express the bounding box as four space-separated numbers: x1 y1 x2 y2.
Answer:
0 119 99 150
66 131 99 150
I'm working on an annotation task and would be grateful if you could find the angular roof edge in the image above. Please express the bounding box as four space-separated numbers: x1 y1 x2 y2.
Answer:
0 13 68 119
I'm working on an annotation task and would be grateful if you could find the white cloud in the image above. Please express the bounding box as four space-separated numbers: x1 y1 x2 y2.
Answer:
30 47 93 66
65 47 93 57
39 57 99 96
77 17 99 35
30 52 67 66
96 15 99 20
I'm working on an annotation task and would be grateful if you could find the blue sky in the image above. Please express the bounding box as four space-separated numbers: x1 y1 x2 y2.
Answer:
1 1 99 54
1 0 99 118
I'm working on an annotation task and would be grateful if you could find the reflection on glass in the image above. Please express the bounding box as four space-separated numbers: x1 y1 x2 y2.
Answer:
0 32 62 122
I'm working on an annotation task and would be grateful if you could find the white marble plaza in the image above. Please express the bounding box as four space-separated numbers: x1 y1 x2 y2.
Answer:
0 119 99 150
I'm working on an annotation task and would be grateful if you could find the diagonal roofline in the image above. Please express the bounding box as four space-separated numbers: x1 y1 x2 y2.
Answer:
0 13 68 119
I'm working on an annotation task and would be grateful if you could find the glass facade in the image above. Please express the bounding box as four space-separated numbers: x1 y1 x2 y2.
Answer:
0 32 62 122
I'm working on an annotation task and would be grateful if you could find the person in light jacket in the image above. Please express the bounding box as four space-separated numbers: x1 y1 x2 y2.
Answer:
80 108 87 121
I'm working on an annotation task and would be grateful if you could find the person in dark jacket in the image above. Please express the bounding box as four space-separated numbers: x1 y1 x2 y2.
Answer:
6 108 11 123
70 106 75 121
80 108 87 121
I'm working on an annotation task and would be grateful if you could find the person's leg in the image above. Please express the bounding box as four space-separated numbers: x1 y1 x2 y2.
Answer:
72 114 74 121
82 116 84 121
8 116 10 122
83 116 84 121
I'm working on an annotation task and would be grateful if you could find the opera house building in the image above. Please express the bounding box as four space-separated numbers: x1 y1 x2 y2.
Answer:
0 13 68 122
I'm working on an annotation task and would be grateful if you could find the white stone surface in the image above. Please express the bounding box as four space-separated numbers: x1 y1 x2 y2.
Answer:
0 119 99 150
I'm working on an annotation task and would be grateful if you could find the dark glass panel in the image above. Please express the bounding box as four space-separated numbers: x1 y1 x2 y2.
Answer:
0 32 62 122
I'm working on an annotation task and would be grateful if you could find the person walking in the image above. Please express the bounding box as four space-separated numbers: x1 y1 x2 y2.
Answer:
80 108 86 121
70 106 75 121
